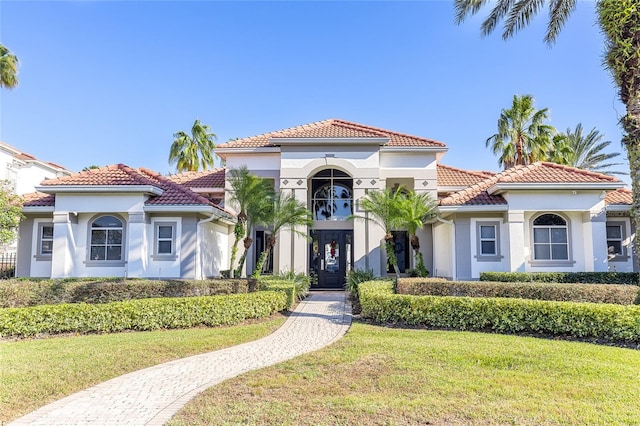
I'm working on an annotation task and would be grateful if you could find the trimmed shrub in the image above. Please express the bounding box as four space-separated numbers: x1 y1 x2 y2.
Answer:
397 278 639 305
480 271 640 285
258 276 310 309
0 291 288 338
0 278 251 308
359 280 640 344
346 268 377 294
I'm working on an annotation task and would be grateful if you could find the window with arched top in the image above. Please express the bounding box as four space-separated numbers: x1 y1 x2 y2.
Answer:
310 169 353 221
89 215 124 262
532 213 569 261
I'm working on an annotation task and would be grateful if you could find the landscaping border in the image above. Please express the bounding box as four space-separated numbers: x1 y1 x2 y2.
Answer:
359 280 640 345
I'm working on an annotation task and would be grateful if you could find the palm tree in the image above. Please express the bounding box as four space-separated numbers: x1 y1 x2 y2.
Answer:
454 0 577 46
252 193 313 278
226 166 275 277
549 124 626 175
455 0 640 279
0 44 19 89
397 191 439 277
350 188 405 279
487 94 556 169
168 119 217 172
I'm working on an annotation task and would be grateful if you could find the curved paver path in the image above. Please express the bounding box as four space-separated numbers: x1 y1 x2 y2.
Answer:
10 291 351 426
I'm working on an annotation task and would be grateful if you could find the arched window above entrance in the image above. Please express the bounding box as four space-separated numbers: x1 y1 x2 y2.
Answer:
310 169 353 221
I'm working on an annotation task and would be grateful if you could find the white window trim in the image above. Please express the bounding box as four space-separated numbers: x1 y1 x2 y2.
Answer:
85 214 126 267
606 220 629 262
152 221 178 261
34 222 53 261
475 221 503 262
529 212 575 267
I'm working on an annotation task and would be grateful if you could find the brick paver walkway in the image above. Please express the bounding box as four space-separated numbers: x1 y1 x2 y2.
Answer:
10 291 351 426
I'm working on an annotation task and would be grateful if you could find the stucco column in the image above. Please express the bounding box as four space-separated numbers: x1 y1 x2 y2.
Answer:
507 211 525 272
51 212 76 279
583 210 608 272
292 188 309 274
127 212 147 278
276 188 295 273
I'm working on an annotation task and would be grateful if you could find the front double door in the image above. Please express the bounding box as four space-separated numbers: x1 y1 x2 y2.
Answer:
310 230 352 289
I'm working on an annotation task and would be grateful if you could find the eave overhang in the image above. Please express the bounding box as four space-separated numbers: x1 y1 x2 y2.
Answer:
35 185 164 196
215 147 281 160
438 205 509 213
380 146 448 153
22 206 55 214
606 205 631 212
487 182 624 195
272 137 389 146
143 204 236 223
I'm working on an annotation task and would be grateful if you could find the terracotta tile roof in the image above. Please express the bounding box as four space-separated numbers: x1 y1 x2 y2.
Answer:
496 162 620 184
34 164 232 215
606 188 632 206
23 192 55 207
166 168 226 188
39 164 159 187
216 119 447 149
440 162 621 207
437 164 495 187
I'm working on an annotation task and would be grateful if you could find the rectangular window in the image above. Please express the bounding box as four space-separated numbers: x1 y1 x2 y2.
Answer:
153 222 177 260
479 225 497 255
476 221 502 261
37 223 54 259
606 222 627 260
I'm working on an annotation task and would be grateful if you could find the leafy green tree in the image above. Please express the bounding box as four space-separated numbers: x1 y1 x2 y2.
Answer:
454 0 640 278
0 182 23 245
487 94 556 169
397 191 439 277
226 166 275 277
550 124 626 175
350 188 405 279
0 44 19 89
252 193 313 278
168 119 217 172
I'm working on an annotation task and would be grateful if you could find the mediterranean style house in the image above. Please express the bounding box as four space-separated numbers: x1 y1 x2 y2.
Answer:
16 119 638 287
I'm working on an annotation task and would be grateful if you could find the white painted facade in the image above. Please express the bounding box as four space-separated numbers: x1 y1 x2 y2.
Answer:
15 120 639 282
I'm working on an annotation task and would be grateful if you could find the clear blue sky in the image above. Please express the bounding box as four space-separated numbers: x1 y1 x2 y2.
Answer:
0 0 629 183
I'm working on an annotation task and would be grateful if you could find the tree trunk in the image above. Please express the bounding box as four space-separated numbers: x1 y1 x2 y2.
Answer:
622 100 640 283
414 249 428 277
384 234 400 281
228 222 245 277
252 249 271 279
235 237 253 278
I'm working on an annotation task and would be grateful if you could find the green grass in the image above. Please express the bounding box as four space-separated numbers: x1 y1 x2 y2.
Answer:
170 322 640 425
0 316 286 423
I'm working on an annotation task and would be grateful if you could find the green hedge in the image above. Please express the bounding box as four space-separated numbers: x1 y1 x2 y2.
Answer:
0 278 252 308
480 272 640 285
258 276 310 308
397 278 640 305
359 281 640 344
0 291 288 338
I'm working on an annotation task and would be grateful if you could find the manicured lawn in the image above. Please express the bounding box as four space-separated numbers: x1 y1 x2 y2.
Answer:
170 322 640 425
0 316 286 423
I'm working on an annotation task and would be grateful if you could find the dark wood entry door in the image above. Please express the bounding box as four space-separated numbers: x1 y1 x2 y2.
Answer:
310 230 352 289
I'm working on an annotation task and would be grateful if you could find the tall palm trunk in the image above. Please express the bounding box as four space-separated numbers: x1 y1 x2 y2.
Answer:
252 235 276 279
622 105 640 282
385 233 401 280
234 236 253 278
598 0 640 284
410 234 428 277
228 221 245 277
